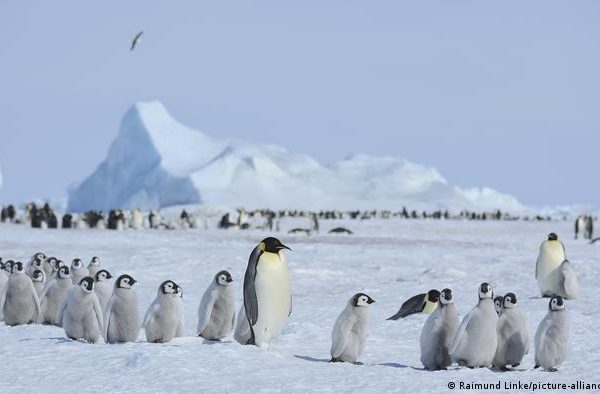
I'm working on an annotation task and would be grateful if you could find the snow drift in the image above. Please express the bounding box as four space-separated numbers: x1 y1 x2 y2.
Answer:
67 101 524 213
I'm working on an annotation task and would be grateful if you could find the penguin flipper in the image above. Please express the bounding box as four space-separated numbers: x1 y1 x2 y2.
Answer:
103 297 114 342
92 296 103 334
243 247 261 326
142 301 159 328
450 309 473 355
197 289 217 335
29 280 41 318
387 293 426 320
331 314 353 359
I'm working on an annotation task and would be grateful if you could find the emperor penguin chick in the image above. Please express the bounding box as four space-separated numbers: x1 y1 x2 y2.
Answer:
420 288 460 370
143 280 184 343
31 269 46 298
104 274 140 343
197 270 235 341
59 277 103 343
3 262 41 325
493 292 530 369
450 283 498 368
39 266 73 326
87 256 101 278
330 293 375 364
534 296 570 371
70 258 89 285
94 269 113 312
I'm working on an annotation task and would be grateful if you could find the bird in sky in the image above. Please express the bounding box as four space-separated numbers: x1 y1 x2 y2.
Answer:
130 31 143 51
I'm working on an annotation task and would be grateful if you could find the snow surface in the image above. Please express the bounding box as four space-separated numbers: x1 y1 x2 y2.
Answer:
67 102 524 213
0 219 597 393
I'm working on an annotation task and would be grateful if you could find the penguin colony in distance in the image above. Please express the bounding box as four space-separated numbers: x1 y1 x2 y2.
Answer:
0 232 576 373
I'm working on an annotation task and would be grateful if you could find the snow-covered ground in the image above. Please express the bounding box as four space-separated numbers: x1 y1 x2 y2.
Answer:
0 219 597 393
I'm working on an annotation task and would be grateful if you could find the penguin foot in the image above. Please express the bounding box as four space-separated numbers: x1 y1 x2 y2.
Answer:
329 358 343 363
353 361 364 366
547 368 558 372
511 363 520 368
457 360 467 367
534 364 540 369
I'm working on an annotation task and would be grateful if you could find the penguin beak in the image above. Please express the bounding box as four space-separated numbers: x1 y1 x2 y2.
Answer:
226 278 233 283
278 244 291 251
367 298 375 304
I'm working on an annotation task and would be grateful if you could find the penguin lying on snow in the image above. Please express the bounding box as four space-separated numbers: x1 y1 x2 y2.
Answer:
387 290 440 320
330 293 375 364
243 237 292 348
197 270 235 341
535 296 570 371
420 288 459 370
328 227 353 235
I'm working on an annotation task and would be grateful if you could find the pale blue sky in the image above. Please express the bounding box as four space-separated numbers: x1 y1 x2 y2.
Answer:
0 1 598 206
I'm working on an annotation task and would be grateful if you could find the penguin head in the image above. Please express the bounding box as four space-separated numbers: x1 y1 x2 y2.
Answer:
494 296 504 314
71 258 83 270
95 269 112 282
215 270 233 286
547 233 558 241
44 256 57 268
89 256 100 266
160 280 180 295
32 269 45 282
427 289 441 304
116 274 137 289
33 252 46 261
503 292 517 309
258 237 291 254
55 260 65 269
478 282 493 299
79 277 95 293
32 258 43 270
12 261 24 274
57 266 70 279
440 288 452 305
549 296 565 311
352 293 375 307
4 260 14 273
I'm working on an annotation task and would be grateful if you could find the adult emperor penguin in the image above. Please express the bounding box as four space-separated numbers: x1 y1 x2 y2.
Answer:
31 269 46 298
535 296 570 371
3 262 41 325
330 293 375 364
450 282 498 368
87 256 101 278
197 270 236 341
387 290 440 320
243 237 292 348
39 265 73 326
420 288 460 370
143 280 184 343
535 233 578 299
103 274 140 343
94 269 113 312
493 292 530 369
494 296 504 315
70 258 89 285
233 305 252 345
59 277 103 343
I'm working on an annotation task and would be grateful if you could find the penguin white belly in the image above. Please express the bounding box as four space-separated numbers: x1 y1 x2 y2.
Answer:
536 242 565 296
452 302 498 367
253 253 291 347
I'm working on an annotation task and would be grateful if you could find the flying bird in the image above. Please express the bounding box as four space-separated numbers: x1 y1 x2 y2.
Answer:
130 31 143 51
